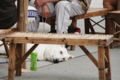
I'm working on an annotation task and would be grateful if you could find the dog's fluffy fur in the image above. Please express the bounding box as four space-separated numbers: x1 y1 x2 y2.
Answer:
27 44 74 63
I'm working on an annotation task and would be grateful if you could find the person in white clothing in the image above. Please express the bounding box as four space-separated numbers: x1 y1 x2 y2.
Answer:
29 0 91 33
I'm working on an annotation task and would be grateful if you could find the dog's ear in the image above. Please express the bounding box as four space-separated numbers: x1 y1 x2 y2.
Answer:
60 45 65 47
68 55 74 59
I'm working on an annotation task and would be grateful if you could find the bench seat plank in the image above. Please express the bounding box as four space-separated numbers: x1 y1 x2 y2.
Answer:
5 32 113 46
49 8 110 20
74 8 110 19
107 10 120 18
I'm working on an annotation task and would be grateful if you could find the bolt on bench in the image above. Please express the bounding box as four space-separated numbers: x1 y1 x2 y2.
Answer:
5 32 113 80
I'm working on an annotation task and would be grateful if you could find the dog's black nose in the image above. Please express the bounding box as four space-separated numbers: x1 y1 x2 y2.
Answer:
53 59 59 63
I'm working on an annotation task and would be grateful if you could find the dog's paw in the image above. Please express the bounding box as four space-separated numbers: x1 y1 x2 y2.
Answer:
68 55 74 59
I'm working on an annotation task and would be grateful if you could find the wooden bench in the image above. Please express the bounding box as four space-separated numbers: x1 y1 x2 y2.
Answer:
5 32 113 80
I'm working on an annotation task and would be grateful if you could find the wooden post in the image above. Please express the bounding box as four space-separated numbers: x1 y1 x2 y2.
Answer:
105 16 115 48
117 0 120 9
85 19 90 34
8 43 15 80
85 18 95 34
98 46 105 80
70 17 77 50
17 0 28 31
115 0 120 38
16 0 28 73
105 46 111 80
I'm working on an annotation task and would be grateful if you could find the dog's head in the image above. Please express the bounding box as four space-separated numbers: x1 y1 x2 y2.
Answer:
44 45 74 63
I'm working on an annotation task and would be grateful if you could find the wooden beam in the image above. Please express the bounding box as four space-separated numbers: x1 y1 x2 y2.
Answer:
16 0 28 69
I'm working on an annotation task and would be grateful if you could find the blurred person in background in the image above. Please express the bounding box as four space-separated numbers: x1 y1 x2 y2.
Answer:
0 0 17 29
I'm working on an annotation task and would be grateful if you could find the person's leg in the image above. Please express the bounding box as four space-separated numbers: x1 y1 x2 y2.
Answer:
29 0 56 32
38 3 55 22
55 0 85 33
29 0 55 17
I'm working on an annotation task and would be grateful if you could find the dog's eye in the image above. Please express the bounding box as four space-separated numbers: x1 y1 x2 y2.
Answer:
60 51 63 55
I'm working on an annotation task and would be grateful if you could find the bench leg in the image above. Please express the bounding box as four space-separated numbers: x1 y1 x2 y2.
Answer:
105 46 111 80
70 45 75 50
47 18 55 31
85 18 95 34
98 46 106 80
70 17 77 50
21 44 26 69
85 19 90 34
2 39 9 58
15 44 22 76
8 43 15 80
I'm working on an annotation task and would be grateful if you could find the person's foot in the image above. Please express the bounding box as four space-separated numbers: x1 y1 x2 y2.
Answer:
74 28 81 34
68 25 81 34
49 30 56 33
49 25 81 34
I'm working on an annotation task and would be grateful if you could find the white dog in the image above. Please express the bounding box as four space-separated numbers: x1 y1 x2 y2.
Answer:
27 44 74 63
0 41 74 63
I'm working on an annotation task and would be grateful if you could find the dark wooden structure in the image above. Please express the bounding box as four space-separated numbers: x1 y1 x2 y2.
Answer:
106 10 120 48
106 0 120 48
